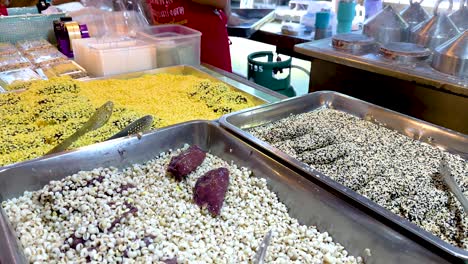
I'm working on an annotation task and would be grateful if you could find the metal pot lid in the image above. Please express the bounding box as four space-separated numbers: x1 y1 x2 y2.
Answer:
379 42 431 62
332 33 375 53
449 0 468 32
432 30 468 77
380 42 431 56
411 14 461 49
401 0 431 27
410 0 461 50
363 6 409 42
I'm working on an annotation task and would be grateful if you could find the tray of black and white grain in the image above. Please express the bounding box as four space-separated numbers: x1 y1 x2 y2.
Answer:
0 121 452 263
219 91 468 263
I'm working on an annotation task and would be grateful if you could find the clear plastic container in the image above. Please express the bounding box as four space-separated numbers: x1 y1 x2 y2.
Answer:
72 37 157 77
137 25 201 68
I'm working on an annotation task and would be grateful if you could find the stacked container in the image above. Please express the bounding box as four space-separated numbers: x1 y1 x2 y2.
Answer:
72 25 201 77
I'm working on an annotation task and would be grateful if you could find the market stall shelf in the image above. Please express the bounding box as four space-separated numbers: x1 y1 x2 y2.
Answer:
220 91 468 262
0 121 451 263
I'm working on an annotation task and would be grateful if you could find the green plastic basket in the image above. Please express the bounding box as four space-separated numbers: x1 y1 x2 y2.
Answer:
0 12 64 44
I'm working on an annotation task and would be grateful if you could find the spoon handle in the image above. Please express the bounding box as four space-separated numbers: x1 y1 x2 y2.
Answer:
440 159 468 214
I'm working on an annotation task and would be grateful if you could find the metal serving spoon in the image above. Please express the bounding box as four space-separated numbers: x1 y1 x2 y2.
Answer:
46 101 114 155
106 115 154 141
254 229 273 264
439 158 468 214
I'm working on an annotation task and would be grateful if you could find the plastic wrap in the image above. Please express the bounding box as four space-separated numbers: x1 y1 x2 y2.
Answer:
0 42 18 56
0 68 41 92
71 0 149 38
39 61 88 79
24 48 68 67
16 39 53 52
0 52 32 72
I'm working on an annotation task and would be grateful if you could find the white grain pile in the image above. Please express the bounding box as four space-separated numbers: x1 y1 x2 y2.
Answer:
2 146 361 264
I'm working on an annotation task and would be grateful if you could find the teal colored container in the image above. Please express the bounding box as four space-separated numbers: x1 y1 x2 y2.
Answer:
315 11 331 29
247 51 295 97
337 1 356 33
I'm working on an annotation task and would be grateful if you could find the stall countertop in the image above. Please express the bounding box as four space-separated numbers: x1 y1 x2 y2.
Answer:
258 21 312 41
294 39 468 97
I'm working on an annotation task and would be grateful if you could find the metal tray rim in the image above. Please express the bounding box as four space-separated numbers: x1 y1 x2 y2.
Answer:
219 90 468 259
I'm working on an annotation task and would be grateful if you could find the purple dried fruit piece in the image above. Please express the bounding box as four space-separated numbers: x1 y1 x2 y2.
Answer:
143 235 156 246
167 145 206 181
193 168 230 216
65 233 85 250
117 183 136 194
162 257 178 264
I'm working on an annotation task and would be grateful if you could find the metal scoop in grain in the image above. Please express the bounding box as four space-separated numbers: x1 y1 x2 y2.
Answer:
46 101 114 155
439 158 468 214
106 115 154 141
254 229 273 264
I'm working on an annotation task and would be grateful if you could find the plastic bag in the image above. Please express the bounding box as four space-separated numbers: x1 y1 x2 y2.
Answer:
72 0 149 38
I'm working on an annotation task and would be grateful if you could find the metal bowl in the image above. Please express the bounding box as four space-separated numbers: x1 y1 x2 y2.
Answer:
431 30 468 77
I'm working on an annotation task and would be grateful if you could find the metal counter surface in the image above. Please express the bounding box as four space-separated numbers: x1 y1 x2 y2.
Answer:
0 121 451 264
227 8 276 38
294 38 468 97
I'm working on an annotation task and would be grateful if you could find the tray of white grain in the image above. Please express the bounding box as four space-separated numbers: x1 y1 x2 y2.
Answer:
219 91 468 262
72 36 157 77
0 121 450 263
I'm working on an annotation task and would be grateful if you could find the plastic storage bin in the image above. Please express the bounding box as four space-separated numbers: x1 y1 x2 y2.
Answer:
72 37 157 77
137 25 201 68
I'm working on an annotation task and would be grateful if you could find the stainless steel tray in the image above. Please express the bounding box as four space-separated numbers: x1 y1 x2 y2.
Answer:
227 8 275 38
219 91 468 262
0 121 451 264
